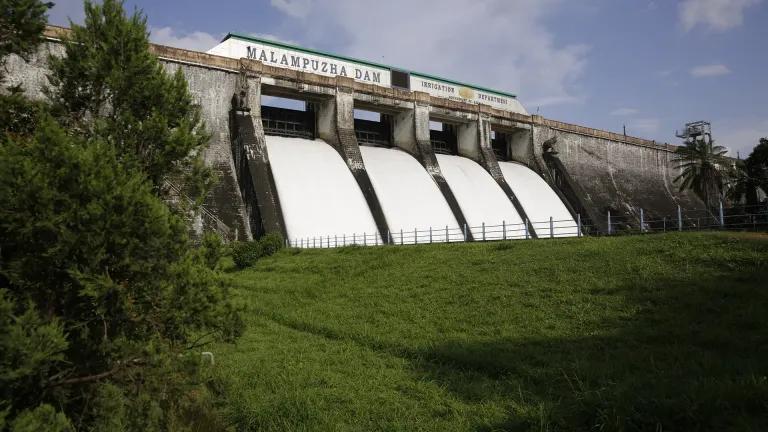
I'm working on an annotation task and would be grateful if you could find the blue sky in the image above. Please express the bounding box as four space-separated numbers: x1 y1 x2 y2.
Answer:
47 0 768 156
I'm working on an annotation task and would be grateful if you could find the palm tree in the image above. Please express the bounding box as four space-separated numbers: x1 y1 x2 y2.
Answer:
673 137 731 211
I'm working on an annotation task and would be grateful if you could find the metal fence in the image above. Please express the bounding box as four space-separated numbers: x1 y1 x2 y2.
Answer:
284 203 768 249
286 216 580 248
598 203 768 236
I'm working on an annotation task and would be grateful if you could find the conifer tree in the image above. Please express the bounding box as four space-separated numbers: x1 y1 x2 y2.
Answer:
1 1 242 429
47 0 212 197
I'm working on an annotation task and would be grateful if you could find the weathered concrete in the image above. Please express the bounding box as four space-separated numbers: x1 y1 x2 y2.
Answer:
228 71 286 239
3 42 63 99
158 62 250 241
531 123 703 231
316 79 391 242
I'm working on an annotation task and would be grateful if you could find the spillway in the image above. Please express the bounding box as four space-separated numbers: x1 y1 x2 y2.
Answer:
499 161 576 237
265 136 379 245
359 146 460 243
436 154 524 239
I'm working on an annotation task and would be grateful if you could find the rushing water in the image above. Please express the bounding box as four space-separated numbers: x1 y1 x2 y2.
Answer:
436 154 523 240
499 161 576 237
360 146 460 243
266 136 379 246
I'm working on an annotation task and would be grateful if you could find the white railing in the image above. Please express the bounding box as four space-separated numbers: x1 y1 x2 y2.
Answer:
286 216 581 249
283 202 768 249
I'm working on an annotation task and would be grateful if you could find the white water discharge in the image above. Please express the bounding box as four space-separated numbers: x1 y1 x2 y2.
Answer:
499 161 576 237
359 146 460 243
436 155 524 240
266 136 380 246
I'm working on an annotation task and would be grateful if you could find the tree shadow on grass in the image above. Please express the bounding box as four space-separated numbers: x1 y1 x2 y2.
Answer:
412 267 768 431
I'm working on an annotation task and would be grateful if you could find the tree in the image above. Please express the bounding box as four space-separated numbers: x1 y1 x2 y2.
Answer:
673 137 731 211
47 0 212 197
1 0 242 429
746 138 768 194
729 138 768 209
1 117 242 430
0 0 52 83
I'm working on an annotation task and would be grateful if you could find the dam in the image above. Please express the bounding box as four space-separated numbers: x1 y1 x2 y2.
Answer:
5 26 705 245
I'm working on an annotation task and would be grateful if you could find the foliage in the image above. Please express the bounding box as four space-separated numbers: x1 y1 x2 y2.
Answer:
231 233 285 269
673 137 731 209
201 232 227 270
0 90 50 138
232 242 263 269
46 0 212 196
0 119 242 428
1 0 242 428
728 138 768 208
259 232 285 257
5 404 73 432
215 233 768 431
0 0 52 83
745 138 768 199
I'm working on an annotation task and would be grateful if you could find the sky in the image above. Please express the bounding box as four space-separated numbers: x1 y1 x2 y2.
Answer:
46 0 768 157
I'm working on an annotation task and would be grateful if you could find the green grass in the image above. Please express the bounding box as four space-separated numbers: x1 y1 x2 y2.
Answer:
211 232 768 431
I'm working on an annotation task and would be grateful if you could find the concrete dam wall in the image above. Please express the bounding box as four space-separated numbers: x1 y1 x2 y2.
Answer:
4 27 704 243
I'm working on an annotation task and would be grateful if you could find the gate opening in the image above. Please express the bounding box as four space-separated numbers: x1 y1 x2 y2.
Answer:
492 125 531 163
429 120 458 155
261 95 315 139
354 109 392 147
491 130 510 161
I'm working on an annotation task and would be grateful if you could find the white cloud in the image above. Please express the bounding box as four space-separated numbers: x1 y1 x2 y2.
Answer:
269 0 589 108
610 108 639 116
270 0 312 19
149 27 222 52
679 0 760 32
689 64 731 78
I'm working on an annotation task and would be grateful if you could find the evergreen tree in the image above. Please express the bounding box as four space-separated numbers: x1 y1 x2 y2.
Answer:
730 138 768 208
746 138 768 194
47 0 212 197
1 117 242 430
1 0 242 429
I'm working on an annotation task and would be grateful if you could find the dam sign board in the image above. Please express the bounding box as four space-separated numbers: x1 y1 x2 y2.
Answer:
208 34 527 115
207 36 391 87
409 75 524 113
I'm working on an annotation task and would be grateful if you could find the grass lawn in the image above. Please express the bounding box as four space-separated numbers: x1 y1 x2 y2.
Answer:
211 232 768 431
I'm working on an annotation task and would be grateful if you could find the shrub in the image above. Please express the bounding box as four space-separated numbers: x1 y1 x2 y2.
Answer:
260 232 285 257
200 232 226 270
231 233 284 269
232 241 264 269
